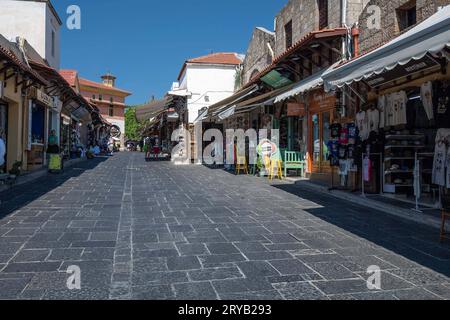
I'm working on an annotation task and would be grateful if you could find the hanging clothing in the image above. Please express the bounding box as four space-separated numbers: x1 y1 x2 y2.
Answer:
330 123 342 139
356 111 369 141
434 81 450 128
391 91 408 126
414 158 421 198
420 81 434 120
367 108 380 133
347 123 357 145
378 95 386 129
338 126 349 145
432 140 447 187
363 156 372 182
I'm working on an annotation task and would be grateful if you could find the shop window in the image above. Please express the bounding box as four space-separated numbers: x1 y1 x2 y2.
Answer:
396 1 416 32
31 103 45 144
322 112 330 163
318 0 328 30
109 105 114 117
285 20 293 49
312 114 320 164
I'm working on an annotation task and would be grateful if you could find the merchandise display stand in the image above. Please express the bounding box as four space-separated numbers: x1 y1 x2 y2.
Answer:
361 153 383 198
412 152 439 213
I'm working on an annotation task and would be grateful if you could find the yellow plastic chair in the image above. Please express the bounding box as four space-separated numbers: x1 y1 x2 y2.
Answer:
269 159 283 180
236 156 249 175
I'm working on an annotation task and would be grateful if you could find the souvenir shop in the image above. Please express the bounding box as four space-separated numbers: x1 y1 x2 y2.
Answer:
306 88 361 189
320 5 450 208
27 89 52 171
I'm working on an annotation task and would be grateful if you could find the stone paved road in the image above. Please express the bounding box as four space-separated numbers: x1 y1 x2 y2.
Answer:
0 152 449 300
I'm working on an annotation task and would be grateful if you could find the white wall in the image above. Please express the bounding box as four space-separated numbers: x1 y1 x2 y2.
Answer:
0 0 60 69
185 64 237 123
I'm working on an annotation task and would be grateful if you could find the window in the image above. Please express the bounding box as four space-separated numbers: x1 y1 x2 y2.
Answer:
318 0 328 29
396 1 416 31
110 97 114 103
51 30 55 57
109 105 114 117
204 95 210 103
99 94 103 101
284 20 293 49
92 94 96 100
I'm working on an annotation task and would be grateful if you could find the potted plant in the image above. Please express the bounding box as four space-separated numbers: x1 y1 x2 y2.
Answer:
9 161 22 177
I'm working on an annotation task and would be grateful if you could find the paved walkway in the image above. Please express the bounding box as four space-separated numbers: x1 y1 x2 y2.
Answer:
0 152 449 300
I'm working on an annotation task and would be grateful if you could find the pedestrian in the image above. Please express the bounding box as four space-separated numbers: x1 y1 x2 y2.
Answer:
47 130 59 154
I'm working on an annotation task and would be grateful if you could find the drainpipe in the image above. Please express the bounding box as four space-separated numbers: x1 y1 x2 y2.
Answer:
341 0 348 59
351 24 360 57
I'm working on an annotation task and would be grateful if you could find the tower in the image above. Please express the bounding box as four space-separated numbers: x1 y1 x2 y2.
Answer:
101 72 116 87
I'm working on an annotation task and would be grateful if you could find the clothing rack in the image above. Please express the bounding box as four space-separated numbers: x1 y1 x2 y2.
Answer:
361 153 383 197
413 152 441 213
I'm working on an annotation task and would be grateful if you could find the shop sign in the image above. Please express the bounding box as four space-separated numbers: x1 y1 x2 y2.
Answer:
261 70 293 89
365 55 439 88
0 81 3 99
309 90 336 111
110 125 121 138
287 102 306 117
33 88 53 108
52 97 63 113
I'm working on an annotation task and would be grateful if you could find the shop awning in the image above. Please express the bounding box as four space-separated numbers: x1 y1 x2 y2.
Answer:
218 105 236 120
135 98 169 122
168 89 191 97
206 85 259 117
323 5 450 92
274 67 332 103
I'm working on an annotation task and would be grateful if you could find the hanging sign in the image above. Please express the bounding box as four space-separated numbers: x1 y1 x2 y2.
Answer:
32 88 52 107
365 55 439 88
287 102 306 117
309 89 336 111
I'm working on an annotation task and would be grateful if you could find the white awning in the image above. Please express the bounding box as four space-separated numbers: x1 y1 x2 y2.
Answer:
194 108 208 123
274 67 332 103
218 105 236 120
168 89 191 97
323 5 450 92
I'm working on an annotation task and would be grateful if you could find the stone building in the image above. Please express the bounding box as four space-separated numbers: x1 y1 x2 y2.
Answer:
273 0 368 56
358 0 450 53
241 27 275 86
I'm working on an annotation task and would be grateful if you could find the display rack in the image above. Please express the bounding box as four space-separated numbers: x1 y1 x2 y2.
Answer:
361 153 383 197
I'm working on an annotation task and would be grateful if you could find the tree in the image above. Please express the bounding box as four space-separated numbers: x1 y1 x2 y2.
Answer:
124 107 142 141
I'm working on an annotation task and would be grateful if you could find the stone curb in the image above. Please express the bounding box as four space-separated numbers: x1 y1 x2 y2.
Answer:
284 177 442 231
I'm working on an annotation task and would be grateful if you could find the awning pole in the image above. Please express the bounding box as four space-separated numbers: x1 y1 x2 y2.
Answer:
344 84 366 104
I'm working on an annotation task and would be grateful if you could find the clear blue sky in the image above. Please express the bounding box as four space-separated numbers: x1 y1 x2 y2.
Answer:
53 0 284 106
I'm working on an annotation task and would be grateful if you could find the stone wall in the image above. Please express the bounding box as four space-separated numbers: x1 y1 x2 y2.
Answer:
242 27 275 85
358 0 450 53
273 0 367 56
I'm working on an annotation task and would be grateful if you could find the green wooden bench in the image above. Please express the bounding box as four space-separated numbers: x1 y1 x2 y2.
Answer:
280 150 306 178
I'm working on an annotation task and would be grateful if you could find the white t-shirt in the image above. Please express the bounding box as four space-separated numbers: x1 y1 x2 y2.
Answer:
390 91 408 125
356 111 369 141
420 81 434 120
367 108 380 133
378 95 386 128
0 138 5 167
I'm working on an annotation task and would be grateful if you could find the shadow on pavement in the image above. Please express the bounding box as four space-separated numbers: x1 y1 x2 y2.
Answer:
0 157 108 221
272 183 450 278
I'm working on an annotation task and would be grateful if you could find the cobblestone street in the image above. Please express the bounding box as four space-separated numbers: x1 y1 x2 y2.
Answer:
0 152 449 300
